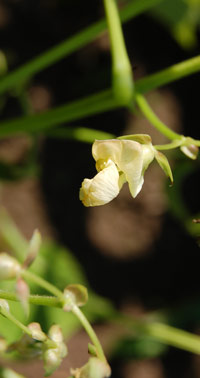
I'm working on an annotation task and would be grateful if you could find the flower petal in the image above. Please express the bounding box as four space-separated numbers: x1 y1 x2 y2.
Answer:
92 139 153 198
79 161 120 207
116 140 144 198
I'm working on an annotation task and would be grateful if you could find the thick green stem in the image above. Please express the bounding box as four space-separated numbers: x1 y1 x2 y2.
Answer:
103 0 134 105
145 322 200 354
0 89 116 138
1 54 200 139
0 0 161 95
135 92 182 141
136 55 200 93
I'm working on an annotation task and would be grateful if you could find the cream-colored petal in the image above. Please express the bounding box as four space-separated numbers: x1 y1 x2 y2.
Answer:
79 161 120 207
92 139 122 164
116 140 144 198
119 141 155 198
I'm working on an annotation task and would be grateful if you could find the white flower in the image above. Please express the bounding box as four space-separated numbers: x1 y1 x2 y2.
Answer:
79 137 156 207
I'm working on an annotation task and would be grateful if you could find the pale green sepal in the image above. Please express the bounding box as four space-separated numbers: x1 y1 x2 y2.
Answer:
63 284 88 311
118 134 152 144
155 151 173 183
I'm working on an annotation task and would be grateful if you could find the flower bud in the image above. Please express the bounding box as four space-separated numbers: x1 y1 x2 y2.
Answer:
0 253 21 280
43 325 67 376
180 144 199 160
28 322 47 342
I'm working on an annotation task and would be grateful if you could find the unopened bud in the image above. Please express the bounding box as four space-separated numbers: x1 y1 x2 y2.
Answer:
48 325 63 344
43 325 67 376
23 230 41 269
0 253 21 280
28 322 47 341
181 144 199 160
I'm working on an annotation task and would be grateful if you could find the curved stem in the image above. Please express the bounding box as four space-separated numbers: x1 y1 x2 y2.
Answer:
135 92 182 141
154 139 183 150
72 305 106 362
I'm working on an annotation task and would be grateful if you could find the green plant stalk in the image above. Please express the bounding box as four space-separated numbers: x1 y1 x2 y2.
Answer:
136 55 200 93
135 92 181 140
0 55 200 139
0 290 61 307
0 307 32 336
72 305 106 362
0 89 116 138
103 0 134 105
154 139 183 150
0 0 161 95
145 322 200 354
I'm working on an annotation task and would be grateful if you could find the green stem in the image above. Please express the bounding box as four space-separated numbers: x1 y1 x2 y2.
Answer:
135 92 182 141
136 55 200 93
0 290 61 307
145 322 200 354
1 54 200 139
0 89 117 138
115 314 200 355
72 305 106 362
103 0 134 105
154 139 183 150
0 0 161 95
0 307 32 336
21 270 64 303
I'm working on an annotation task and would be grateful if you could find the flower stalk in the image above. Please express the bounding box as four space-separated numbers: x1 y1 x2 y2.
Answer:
103 0 134 106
